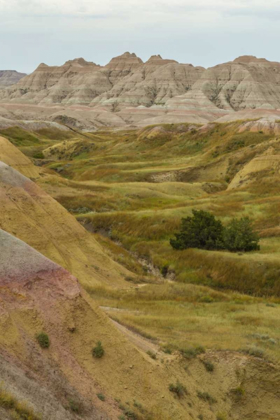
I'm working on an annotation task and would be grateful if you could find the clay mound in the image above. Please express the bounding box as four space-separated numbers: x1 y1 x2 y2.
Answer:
0 52 204 110
237 117 280 135
233 55 270 64
50 105 126 129
145 54 178 65
4 53 280 129
0 135 40 178
187 57 280 111
0 139 131 288
105 51 143 83
0 160 37 189
0 60 112 106
216 108 280 123
0 228 80 297
94 59 204 108
0 70 26 88
43 138 95 160
228 146 280 190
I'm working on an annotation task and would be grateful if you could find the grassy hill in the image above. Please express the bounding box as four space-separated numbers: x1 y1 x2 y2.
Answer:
1 121 280 419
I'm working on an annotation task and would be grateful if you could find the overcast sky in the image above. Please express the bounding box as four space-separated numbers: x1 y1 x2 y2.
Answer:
1 0 280 73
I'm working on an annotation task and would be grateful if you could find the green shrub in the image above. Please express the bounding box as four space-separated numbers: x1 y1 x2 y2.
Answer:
97 393 105 401
169 381 187 398
123 408 138 419
147 350 157 360
231 386 245 398
241 346 264 358
36 332 50 349
69 399 82 413
162 346 172 354
170 210 259 253
170 210 224 251
92 341 105 358
133 400 144 413
199 295 214 303
197 391 217 404
161 264 169 277
203 360 214 372
195 345 206 354
223 217 259 252
180 345 205 359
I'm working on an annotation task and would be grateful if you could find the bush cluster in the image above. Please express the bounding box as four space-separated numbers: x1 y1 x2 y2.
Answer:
170 210 259 252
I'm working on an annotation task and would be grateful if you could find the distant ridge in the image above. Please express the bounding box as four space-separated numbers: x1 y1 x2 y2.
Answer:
2 52 280 128
0 70 26 88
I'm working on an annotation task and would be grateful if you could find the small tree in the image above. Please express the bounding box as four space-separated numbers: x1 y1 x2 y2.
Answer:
223 217 259 252
36 332 50 349
92 341 105 358
170 210 224 250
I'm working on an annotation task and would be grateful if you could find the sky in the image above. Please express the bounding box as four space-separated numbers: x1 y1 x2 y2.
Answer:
1 0 280 73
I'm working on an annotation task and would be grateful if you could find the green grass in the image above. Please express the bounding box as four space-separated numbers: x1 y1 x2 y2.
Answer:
86 281 280 362
14 120 280 364
0 126 40 147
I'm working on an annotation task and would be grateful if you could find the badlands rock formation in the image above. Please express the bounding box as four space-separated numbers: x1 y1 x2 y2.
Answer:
2 54 280 128
0 52 204 108
169 55 280 113
0 70 26 88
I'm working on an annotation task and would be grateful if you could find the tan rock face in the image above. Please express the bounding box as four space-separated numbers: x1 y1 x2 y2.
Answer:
0 70 26 88
0 52 204 108
3 53 280 127
175 57 280 112
1 60 111 105
104 51 143 84
96 60 204 107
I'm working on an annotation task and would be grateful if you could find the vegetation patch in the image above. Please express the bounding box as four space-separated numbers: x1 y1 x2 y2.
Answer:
169 381 187 398
92 341 105 358
216 413 227 420
97 393 105 401
231 386 245 399
170 210 259 252
0 126 40 147
197 391 217 404
241 346 265 359
146 350 157 360
36 332 50 349
202 360 214 372
180 345 205 359
0 386 40 420
69 399 83 414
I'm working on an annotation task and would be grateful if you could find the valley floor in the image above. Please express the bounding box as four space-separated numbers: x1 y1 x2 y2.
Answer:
1 120 280 419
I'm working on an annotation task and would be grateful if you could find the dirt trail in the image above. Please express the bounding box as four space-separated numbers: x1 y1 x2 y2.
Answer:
110 319 160 355
100 306 159 354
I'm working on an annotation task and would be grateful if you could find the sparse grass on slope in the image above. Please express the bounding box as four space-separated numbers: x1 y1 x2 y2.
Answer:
0 386 40 420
